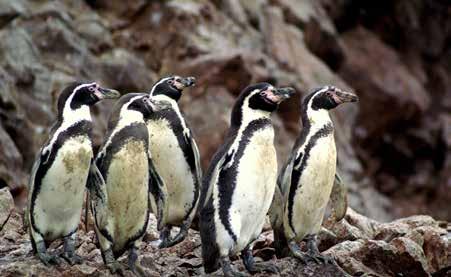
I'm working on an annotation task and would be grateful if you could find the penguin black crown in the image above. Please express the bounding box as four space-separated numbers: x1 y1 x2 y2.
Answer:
199 83 295 277
272 85 358 264
146 75 201 249
27 82 119 266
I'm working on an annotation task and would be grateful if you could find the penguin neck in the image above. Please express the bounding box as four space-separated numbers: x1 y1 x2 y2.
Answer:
151 94 179 109
232 96 272 130
151 94 181 103
43 101 91 156
150 94 191 136
117 109 144 127
303 107 332 128
59 93 92 125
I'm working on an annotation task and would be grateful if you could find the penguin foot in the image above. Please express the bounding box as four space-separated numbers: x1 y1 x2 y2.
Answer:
37 252 61 266
61 252 82 265
221 256 247 277
128 245 147 277
106 261 124 276
306 253 335 265
294 252 334 265
129 263 147 277
160 227 188 248
246 262 279 274
241 246 279 274
158 226 172 249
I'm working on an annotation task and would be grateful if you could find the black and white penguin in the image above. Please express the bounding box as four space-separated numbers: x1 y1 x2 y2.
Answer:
90 93 169 276
273 86 358 263
146 75 201 248
27 82 120 265
199 83 295 276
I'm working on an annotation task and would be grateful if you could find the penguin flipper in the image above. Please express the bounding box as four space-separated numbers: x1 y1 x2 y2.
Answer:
86 162 109 233
185 132 202 187
330 172 348 222
184 132 202 220
148 157 168 231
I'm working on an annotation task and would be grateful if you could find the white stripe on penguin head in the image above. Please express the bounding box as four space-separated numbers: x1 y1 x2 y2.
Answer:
149 77 172 96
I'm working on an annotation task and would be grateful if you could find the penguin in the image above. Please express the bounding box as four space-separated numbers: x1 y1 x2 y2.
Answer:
146 75 201 248
199 83 295 276
27 82 120 265
271 86 358 263
89 93 169 276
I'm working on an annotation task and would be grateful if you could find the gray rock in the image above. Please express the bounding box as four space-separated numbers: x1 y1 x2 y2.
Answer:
0 188 14 231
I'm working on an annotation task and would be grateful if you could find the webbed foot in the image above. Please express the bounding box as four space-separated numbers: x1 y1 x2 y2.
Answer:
61 252 82 265
221 256 247 277
159 225 188 248
242 246 279 274
128 244 147 277
106 261 124 276
38 252 61 266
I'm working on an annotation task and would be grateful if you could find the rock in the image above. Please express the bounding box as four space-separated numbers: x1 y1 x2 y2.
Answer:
0 0 26 28
181 86 234 169
95 48 156 92
0 188 14 231
339 26 430 139
0 123 24 191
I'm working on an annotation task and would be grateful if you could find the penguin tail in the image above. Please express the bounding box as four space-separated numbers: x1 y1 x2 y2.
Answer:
273 226 291 258
199 207 220 273
202 241 220 273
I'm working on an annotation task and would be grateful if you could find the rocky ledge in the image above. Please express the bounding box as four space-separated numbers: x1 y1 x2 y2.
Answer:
0 188 449 276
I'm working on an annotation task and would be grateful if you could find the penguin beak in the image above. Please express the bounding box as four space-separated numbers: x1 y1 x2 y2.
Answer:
95 87 121 99
275 87 296 100
331 88 358 104
174 77 196 91
263 87 296 104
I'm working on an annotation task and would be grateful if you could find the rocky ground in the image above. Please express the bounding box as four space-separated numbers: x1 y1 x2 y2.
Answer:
0 0 450 276
0 187 450 276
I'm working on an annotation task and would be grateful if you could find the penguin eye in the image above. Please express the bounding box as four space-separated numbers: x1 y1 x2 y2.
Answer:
88 86 95 92
167 80 174 85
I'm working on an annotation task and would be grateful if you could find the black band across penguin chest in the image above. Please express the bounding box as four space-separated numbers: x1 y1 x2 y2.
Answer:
217 118 272 242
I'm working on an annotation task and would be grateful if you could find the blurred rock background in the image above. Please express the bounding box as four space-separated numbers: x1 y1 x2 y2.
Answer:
0 0 450 223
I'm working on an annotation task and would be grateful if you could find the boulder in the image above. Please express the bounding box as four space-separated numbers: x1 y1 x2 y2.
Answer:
0 188 14 231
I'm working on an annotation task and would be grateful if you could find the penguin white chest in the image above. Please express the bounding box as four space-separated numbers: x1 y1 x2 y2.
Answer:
105 140 149 250
147 119 195 224
289 134 336 240
230 127 277 252
34 135 93 239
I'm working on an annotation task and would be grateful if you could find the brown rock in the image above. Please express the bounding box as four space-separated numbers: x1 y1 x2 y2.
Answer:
339 26 430 139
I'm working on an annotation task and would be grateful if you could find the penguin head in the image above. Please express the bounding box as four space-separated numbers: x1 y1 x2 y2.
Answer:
149 76 196 102
305 86 358 111
128 94 170 118
231 83 295 126
240 83 295 111
112 93 170 120
58 82 120 111
56 82 120 122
